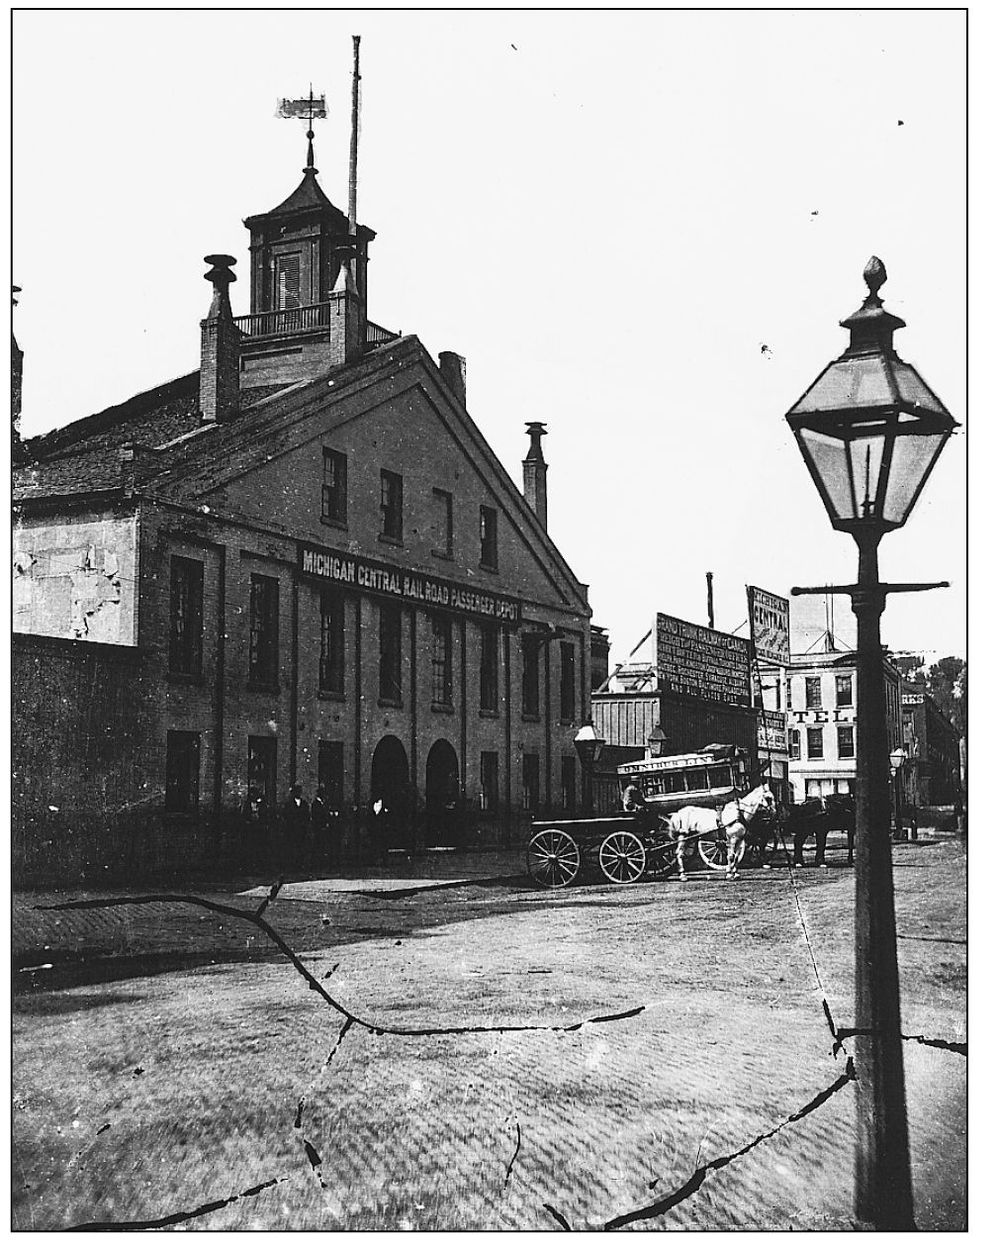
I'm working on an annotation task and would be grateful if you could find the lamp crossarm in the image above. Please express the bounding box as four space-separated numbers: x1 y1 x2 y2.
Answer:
791 581 949 598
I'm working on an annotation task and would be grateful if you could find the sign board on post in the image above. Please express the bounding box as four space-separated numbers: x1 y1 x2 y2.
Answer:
654 612 751 706
757 709 789 753
747 586 790 665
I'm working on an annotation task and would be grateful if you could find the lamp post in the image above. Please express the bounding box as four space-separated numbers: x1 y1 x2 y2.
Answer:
889 747 908 842
574 722 605 815
786 258 957 1230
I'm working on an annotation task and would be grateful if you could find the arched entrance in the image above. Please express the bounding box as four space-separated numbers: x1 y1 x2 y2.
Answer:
370 735 411 850
425 739 460 848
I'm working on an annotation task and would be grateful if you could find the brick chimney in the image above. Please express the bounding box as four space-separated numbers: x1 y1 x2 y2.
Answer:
199 255 240 424
329 245 364 366
438 351 467 407
523 422 548 530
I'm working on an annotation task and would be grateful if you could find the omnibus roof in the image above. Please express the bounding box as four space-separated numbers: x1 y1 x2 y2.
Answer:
617 745 747 778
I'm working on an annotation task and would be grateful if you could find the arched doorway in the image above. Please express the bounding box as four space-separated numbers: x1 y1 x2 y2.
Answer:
425 739 460 848
370 735 411 850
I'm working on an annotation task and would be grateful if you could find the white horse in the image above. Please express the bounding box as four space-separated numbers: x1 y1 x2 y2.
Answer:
667 783 776 881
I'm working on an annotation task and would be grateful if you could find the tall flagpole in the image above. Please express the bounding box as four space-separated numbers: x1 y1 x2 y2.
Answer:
349 36 361 242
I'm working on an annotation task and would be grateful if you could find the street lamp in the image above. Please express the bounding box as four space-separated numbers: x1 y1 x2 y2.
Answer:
786 258 957 1231
646 723 669 759
890 747 908 843
574 721 605 815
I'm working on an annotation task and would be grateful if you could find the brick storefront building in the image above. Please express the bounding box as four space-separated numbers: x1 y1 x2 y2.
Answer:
12 137 592 883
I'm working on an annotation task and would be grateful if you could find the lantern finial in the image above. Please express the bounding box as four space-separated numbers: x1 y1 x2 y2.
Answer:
864 257 887 303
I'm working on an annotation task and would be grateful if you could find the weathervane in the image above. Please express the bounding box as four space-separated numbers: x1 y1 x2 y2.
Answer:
276 85 328 172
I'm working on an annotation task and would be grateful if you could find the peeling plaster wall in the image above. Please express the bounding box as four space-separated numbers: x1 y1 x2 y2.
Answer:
12 513 139 644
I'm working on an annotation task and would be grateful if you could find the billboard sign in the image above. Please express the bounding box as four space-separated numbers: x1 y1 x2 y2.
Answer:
757 709 789 753
655 612 751 706
747 585 790 665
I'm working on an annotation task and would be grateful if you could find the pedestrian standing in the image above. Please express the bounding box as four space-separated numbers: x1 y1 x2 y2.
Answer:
281 783 311 873
311 785 334 871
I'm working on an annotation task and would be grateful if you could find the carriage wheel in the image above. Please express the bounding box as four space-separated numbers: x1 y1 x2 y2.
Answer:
527 829 581 889
598 831 647 884
698 833 729 871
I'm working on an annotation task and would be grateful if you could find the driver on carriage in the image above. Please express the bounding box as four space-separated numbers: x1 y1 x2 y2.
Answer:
622 781 647 812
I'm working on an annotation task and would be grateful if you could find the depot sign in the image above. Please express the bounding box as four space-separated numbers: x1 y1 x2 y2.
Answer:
299 544 521 626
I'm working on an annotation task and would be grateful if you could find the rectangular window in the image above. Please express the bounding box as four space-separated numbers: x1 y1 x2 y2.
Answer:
322 449 347 525
523 752 540 811
805 676 823 709
480 624 499 712
319 589 345 694
432 488 453 559
380 470 403 541
248 735 277 811
275 253 302 310
522 636 541 718
559 641 576 721
790 728 801 760
169 556 203 676
480 505 498 569
806 726 825 759
248 574 279 685
481 751 499 811
379 603 403 703
837 725 855 759
318 740 344 813
165 730 200 814
431 613 453 706
835 674 854 708
561 755 577 814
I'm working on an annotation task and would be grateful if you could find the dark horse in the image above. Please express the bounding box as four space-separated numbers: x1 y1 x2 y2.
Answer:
780 794 855 867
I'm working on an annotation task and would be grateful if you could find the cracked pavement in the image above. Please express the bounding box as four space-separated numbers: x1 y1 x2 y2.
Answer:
12 835 966 1230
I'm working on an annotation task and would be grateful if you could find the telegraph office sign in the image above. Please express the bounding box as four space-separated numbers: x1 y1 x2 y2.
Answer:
300 543 521 626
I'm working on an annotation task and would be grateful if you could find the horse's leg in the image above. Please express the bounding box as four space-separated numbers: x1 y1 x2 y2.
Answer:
677 833 687 882
793 827 805 867
727 826 744 879
815 826 828 867
847 825 855 866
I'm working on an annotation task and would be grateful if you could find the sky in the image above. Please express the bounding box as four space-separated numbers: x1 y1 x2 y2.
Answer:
10 8 968 666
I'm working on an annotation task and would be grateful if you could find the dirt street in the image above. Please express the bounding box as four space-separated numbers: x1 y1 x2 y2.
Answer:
11 835 966 1230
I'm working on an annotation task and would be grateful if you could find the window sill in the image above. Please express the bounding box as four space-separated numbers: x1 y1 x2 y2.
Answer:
378 697 403 709
431 701 455 714
320 515 348 532
479 562 498 575
247 680 281 694
317 689 346 702
479 708 500 719
432 550 454 562
558 719 577 727
521 713 541 723
167 671 205 686
378 533 403 548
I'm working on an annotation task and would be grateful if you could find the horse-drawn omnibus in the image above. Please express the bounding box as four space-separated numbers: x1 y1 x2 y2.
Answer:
527 744 774 888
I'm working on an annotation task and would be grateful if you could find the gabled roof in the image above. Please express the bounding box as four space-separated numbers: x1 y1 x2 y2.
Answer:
14 334 589 611
12 371 292 503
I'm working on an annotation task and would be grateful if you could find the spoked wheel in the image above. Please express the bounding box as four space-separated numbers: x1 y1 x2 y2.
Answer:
598 831 647 884
698 832 729 871
528 828 582 889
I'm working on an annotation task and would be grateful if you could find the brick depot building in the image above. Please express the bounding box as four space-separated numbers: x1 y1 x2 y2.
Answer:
12 142 592 883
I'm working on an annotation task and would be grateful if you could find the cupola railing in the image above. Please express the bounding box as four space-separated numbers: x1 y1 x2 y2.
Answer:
234 302 399 349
